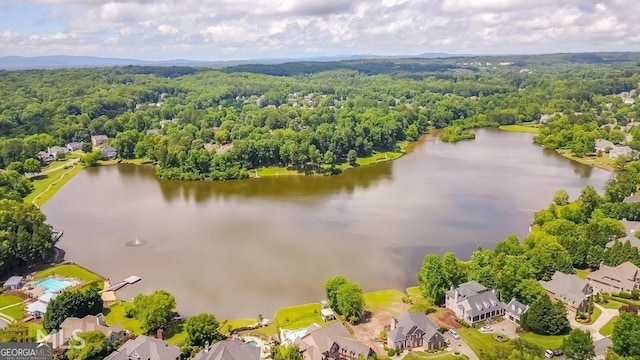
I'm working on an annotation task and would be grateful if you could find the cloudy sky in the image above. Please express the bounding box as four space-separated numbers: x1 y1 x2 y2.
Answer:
0 0 638 60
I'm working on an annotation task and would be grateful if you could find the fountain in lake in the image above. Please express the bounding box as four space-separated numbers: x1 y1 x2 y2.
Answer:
126 237 148 247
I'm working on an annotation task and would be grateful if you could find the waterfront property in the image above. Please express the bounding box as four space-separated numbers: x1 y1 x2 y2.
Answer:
295 322 375 360
104 335 180 360
387 312 445 351
66 142 84 151
193 339 260 360
3 276 23 291
101 145 118 160
587 262 640 294
539 271 593 312
46 314 125 349
445 281 504 324
26 292 58 318
91 135 109 147
504 298 529 324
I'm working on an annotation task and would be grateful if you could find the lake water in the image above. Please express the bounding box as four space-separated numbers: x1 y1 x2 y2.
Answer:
42 129 610 318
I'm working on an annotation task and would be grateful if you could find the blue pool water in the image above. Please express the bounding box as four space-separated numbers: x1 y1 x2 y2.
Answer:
37 278 72 293
247 341 258 346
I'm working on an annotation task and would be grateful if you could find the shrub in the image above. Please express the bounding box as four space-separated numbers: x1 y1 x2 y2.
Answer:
387 348 396 357
619 304 638 314
618 292 633 299
379 330 387 342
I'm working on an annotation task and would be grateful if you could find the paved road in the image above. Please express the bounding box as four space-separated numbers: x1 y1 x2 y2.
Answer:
444 332 479 360
569 304 617 341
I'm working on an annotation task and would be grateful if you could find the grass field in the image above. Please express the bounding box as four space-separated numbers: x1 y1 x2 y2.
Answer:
599 315 619 337
458 328 503 358
363 289 405 313
0 295 24 320
104 302 143 335
221 318 257 334
275 303 324 330
256 166 302 177
600 299 625 310
556 150 616 171
574 269 590 280
585 306 602 325
519 333 565 350
406 286 422 297
404 351 469 360
499 124 540 134
24 163 83 206
34 264 103 284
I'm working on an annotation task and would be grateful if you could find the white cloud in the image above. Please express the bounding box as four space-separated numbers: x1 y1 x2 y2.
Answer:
157 24 178 34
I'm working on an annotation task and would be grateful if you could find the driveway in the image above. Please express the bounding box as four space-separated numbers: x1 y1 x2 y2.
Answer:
594 337 612 360
0 318 8 329
443 332 479 360
569 304 617 341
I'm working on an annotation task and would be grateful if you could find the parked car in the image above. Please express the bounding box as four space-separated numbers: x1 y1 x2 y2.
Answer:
553 349 563 357
444 338 450 345
479 325 493 332
545 349 554 358
448 329 460 340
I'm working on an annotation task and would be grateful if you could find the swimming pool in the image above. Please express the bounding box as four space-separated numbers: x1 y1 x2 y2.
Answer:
37 278 73 293
247 341 258 346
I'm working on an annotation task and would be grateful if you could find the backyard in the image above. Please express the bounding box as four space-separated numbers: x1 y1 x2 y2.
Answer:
404 351 469 360
0 294 24 320
518 332 565 350
34 264 103 285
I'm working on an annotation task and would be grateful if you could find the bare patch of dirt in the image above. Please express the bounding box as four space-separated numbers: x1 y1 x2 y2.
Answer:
351 301 411 354
428 308 462 330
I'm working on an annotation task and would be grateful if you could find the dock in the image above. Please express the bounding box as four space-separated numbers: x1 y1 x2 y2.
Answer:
51 230 64 244
102 275 142 292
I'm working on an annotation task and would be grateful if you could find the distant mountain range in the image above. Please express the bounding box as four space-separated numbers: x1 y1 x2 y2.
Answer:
0 53 458 70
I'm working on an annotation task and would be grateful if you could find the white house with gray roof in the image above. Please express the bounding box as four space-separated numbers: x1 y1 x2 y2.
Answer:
193 340 260 360
387 312 445 350
504 298 529 324
104 335 180 360
540 271 593 312
445 281 505 324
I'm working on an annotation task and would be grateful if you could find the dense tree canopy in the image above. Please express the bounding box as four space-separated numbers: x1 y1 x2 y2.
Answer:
185 313 222 347
43 286 103 332
132 290 176 334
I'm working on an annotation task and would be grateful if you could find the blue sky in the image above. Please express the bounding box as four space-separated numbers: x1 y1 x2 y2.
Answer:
1 0 639 60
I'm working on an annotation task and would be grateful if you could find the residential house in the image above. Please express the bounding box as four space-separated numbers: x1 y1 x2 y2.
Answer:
445 281 505 324
47 314 125 349
595 139 614 153
3 276 23 290
48 146 70 159
605 219 640 250
295 322 375 360
26 293 58 318
104 335 180 360
193 340 260 360
387 312 445 351
146 129 160 135
66 142 83 151
587 262 640 294
540 271 593 312
101 145 118 160
623 194 640 203
609 146 635 160
91 135 109 147
36 151 54 164
504 298 529 324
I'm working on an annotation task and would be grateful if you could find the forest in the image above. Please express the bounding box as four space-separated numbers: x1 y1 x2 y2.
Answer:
1 53 639 181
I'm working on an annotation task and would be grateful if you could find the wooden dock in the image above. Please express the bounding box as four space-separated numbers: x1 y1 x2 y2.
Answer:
102 275 141 292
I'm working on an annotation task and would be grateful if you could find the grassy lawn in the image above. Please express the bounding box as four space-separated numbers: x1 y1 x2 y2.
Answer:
221 318 257 334
34 264 103 284
574 269 590 280
585 306 602 325
363 289 405 313
556 150 616 171
104 302 143 335
499 124 540 134
519 333 565 350
600 300 625 310
275 303 324 330
599 316 618 337
256 166 302 177
404 351 469 360
164 321 188 346
0 295 24 320
406 286 422 297
458 328 503 358
24 163 83 206
28 323 47 342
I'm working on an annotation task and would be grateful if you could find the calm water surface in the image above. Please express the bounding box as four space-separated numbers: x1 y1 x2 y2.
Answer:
43 129 610 318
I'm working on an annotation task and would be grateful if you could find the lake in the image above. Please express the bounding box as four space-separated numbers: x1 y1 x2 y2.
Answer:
42 129 610 318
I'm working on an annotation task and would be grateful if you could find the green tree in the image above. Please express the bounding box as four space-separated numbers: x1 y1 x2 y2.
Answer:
514 279 546 304
417 254 450 303
132 290 176 334
271 344 303 360
611 312 640 359
521 295 570 335
6 161 23 173
336 282 364 324
442 252 466 287
22 158 41 173
185 313 222 347
81 142 93 153
324 276 348 309
553 190 570 205
43 286 103 332
81 150 102 167
563 329 595 360
114 130 140 159
347 149 357 165
323 150 335 167
66 330 108 360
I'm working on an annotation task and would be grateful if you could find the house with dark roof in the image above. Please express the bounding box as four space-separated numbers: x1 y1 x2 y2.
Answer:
445 281 505 324
295 322 375 360
193 340 260 360
46 314 125 349
387 312 445 350
540 271 593 312
101 145 118 160
504 298 529 324
587 262 640 294
104 335 180 360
